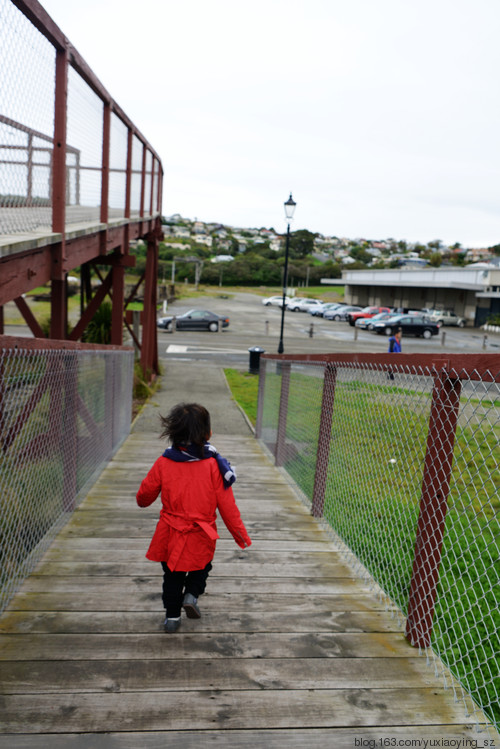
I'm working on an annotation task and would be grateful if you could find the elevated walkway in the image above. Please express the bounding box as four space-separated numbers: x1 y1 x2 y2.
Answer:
0 361 492 747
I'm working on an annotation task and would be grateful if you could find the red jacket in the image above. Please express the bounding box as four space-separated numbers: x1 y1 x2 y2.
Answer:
136 456 251 571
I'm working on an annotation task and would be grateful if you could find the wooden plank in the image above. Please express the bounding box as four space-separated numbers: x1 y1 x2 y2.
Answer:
37 548 347 564
0 632 417 661
0 688 479 733
3 592 392 613
13 576 369 596
29 559 357 579
0 656 446 693
0 608 402 634
0 726 486 749
40 537 334 553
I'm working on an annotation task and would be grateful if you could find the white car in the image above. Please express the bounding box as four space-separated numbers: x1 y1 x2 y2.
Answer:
262 295 290 307
427 309 466 327
287 297 322 312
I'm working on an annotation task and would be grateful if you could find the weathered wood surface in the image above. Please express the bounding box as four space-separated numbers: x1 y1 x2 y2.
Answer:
0 432 494 747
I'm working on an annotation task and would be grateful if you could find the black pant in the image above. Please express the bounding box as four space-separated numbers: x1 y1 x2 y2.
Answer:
161 561 212 617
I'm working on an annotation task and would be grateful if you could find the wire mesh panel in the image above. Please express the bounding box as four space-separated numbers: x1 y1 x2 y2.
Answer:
0 0 162 245
257 354 500 733
0 0 55 234
258 359 286 453
66 66 104 224
130 135 144 216
0 343 134 614
279 361 326 497
109 112 128 218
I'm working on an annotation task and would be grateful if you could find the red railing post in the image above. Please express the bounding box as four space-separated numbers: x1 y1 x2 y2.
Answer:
405 368 462 648
51 46 69 340
140 144 146 218
275 362 291 466
125 128 133 219
100 102 111 227
312 363 337 518
140 232 159 377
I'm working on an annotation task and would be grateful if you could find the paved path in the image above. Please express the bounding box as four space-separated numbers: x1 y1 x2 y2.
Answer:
0 361 494 747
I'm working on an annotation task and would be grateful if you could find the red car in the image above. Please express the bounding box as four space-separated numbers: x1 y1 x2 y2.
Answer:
347 306 392 326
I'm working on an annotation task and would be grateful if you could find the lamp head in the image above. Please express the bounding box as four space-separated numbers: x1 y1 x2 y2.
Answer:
284 193 296 220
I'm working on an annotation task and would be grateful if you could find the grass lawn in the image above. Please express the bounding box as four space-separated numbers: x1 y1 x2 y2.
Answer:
224 368 259 425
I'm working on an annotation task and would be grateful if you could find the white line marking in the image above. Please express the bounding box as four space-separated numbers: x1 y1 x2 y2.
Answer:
166 345 189 353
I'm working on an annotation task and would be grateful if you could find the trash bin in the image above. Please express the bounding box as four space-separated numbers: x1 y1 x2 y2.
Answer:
248 346 265 374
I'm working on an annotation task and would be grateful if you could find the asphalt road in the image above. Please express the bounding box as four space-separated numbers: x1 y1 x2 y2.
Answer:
3 291 497 366
156 291 498 368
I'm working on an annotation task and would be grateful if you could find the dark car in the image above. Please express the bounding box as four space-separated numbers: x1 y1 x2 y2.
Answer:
372 314 440 339
157 309 229 332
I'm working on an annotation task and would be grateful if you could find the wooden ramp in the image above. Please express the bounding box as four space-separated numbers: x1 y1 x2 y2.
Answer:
0 432 492 747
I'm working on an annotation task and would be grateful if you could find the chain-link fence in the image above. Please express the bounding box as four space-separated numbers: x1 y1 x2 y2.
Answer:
0 0 161 238
0 337 134 614
257 353 500 734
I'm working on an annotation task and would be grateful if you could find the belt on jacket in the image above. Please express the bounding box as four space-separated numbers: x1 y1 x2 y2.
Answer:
162 512 219 570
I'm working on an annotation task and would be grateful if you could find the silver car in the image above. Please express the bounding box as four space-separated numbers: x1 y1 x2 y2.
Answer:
323 305 362 321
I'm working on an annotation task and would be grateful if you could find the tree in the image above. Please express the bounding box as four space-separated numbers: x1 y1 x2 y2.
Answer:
287 230 317 259
349 246 372 265
428 252 442 267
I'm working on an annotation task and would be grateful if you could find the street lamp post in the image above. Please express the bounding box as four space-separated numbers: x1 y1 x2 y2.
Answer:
278 193 296 354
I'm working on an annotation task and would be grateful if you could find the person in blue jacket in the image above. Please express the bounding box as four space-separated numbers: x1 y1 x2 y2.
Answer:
387 328 401 380
388 328 402 353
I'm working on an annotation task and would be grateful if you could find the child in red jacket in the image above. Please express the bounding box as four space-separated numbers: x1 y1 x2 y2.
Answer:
136 402 251 633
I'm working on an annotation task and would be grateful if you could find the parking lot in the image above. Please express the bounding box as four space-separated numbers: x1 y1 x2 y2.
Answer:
157 291 497 367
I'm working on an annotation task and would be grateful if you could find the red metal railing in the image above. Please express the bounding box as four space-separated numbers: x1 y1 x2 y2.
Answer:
257 351 500 732
0 0 163 376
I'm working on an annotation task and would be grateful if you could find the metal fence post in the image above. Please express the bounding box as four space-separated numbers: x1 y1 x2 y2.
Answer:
104 354 115 458
255 358 267 439
405 367 462 648
312 363 337 518
275 361 291 466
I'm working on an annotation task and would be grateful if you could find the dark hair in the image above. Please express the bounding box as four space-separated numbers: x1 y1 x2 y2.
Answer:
160 403 211 447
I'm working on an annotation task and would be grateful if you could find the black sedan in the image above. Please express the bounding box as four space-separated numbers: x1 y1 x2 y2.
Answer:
157 309 229 332
372 314 440 339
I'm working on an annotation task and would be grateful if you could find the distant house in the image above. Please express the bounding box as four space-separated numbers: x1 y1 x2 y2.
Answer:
194 236 213 247
211 255 234 263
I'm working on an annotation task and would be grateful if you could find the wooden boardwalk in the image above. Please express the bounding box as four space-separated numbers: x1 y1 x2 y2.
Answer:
0 431 493 747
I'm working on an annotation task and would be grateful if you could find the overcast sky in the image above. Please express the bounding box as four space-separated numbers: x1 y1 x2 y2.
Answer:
41 0 500 247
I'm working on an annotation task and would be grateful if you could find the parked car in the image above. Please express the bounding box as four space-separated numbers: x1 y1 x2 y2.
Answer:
308 302 347 317
262 295 290 307
323 305 362 321
286 297 322 312
371 314 440 338
355 311 394 330
157 309 229 332
348 305 392 326
427 309 466 327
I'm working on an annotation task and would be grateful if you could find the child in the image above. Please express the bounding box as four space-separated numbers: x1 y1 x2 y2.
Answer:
136 402 251 633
